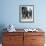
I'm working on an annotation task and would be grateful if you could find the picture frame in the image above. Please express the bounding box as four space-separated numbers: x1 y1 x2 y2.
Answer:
19 5 34 23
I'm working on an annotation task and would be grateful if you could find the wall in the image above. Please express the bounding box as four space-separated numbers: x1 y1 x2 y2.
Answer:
0 0 46 43
0 0 46 29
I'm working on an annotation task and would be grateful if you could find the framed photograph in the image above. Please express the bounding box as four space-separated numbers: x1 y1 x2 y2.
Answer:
19 5 34 23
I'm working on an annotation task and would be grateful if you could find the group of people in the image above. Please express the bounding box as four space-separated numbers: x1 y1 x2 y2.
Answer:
22 7 32 19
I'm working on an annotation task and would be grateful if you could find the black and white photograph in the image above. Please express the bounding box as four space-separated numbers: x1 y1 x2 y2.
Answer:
19 5 34 22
